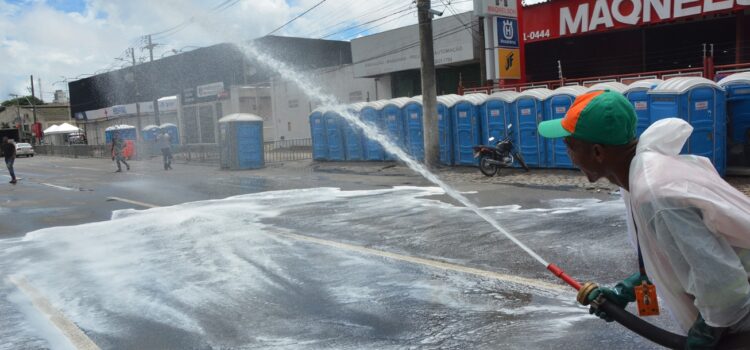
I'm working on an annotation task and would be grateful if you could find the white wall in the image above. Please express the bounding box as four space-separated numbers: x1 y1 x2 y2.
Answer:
270 64 392 141
351 11 477 77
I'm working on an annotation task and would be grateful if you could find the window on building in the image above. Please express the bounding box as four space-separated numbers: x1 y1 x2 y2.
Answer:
198 105 215 143
183 106 199 144
288 99 299 108
349 91 363 102
288 122 292 132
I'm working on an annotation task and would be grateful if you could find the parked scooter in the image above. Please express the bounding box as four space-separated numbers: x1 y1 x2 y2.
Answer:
472 124 529 177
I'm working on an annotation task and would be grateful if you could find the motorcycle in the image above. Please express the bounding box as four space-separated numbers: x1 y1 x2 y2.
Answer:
472 124 529 177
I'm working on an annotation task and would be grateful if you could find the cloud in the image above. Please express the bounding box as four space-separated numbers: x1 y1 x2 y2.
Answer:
0 0 477 104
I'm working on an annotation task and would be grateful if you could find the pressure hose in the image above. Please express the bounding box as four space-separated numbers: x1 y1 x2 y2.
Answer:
547 264 749 349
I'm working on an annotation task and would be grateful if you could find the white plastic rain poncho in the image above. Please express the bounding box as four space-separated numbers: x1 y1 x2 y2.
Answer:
621 118 750 334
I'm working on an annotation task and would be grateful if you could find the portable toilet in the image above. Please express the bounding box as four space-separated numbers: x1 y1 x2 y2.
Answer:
141 125 159 157
587 82 628 94
648 77 727 175
381 97 411 160
105 125 136 159
159 123 180 144
512 88 553 168
480 91 519 146
309 108 328 160
624 79 664 137
437 94 462 165
718 72 750 168
218 113 264 170
402 97 424 161
105 124 136 143
323 110 346 161
453 93 487 166
360 101 388 161
341 103 367 161
545 86 588 168
142 125 159 142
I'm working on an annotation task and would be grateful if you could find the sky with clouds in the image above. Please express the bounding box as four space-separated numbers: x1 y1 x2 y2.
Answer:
0 0 484 103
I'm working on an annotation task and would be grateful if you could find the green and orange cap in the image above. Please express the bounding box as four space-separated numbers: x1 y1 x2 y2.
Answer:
538 90 637 145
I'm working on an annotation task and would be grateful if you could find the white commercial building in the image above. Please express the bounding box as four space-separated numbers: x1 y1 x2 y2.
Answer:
270 64 391 140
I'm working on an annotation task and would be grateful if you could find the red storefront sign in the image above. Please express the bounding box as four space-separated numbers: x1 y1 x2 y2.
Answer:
523 0 750 43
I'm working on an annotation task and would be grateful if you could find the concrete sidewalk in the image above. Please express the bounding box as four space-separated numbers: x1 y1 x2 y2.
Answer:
309 161 750 196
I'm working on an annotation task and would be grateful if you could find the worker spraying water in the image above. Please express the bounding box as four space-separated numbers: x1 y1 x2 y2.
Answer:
244 43 750 348
537 90 750 349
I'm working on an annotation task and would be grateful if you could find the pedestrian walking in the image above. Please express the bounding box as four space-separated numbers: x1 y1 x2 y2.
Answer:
538 90 750 348
110 131 130 172
157 130 172 170
1 136 17 184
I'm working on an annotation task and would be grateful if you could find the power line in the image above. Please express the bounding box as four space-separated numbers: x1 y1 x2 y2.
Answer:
305 0 410 38
267 0 328 36
320 5 416 39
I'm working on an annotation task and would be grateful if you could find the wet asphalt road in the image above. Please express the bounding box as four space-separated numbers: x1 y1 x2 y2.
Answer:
0 156 678 349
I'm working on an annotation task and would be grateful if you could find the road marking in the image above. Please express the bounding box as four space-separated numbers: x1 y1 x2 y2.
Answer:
106 197 160 208
68 167 101 172
276 230 567 292
9 275 101 350
41 183 78 191
105 198 567 292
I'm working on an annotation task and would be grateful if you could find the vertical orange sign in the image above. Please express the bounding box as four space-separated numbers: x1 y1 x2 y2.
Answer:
497 48 520 79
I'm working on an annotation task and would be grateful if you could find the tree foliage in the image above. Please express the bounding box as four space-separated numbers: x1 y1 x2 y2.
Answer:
1 95 44 107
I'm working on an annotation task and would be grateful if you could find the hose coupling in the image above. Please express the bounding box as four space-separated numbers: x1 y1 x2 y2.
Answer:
577 282 599 306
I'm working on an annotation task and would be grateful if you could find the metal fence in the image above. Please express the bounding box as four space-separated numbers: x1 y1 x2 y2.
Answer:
34 138 312 164
34 144 110 158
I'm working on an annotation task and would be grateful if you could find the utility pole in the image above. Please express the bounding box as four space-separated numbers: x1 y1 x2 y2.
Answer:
9 94 21 134
130 47 142 139
30 75 38 144
144 35 161 125
417 0 439 168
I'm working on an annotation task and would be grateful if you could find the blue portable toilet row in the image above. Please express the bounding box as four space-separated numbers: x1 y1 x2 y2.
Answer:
437 94 462 165
104 124 136 144
648 77 727 176
513 88 553 168
481 91 519 146
218 113 264 170
718 72 750 168
360 100 389 161
141 125 160 142
160 123 180 144
453 94 487 166
543 86 588 169
309 108 328 160
624 79 664 137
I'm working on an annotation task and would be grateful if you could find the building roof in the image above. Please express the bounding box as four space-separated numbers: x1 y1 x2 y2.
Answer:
218 113 263 123
382 97 413 108
487 91 520 103
717 72 750 87
460 93 489 105
436 94 463 107
650 77 724 94
623 79 664 93
587 82 628 93
514 88 553 101
549 85 588 97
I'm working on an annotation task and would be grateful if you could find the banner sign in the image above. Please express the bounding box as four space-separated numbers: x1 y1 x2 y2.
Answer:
497 17 519 47
523 0 750 43
474 0 519 17
497 48 521 79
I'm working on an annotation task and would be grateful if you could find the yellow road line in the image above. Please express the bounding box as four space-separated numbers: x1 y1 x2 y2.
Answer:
102 197 567 292
106 196 160 208
276 230 566 292
9 275 100 350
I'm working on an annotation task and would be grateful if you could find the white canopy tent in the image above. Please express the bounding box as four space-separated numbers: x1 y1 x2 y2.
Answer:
43 125 60 134
47 123 81 135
